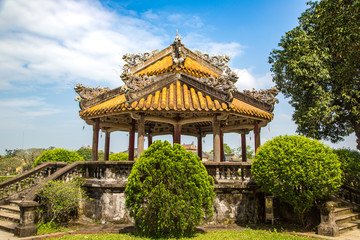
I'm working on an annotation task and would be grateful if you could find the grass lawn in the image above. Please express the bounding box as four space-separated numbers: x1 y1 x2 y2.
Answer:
52 229 316 240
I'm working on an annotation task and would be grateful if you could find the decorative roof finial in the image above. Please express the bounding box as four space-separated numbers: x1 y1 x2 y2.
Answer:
175 30 181 42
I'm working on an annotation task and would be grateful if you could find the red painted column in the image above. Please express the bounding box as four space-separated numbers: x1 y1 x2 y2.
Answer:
220 129 224 162
104 130 110 161
128 119 135 161
148 134 152 147
254 120 261 153
241 133 247 162
92 118 100 161
197 133 202 160
173 124 181 144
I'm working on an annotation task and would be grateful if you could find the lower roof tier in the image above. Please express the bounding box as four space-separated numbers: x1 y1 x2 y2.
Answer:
79 81 273 121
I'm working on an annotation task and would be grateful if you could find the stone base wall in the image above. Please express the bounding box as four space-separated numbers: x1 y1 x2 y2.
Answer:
82 187 132 224
81 180 263 225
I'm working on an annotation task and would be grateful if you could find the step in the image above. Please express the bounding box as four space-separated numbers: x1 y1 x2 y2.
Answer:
0 205 20 214
335 213 360 225
9 200 22 207
0 210 20 223
334 207 353 217
0 219 16 233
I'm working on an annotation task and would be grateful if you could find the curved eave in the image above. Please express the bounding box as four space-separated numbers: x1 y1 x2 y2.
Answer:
79 81 273 121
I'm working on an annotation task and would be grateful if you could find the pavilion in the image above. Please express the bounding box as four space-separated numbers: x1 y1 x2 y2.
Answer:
75 34 278 162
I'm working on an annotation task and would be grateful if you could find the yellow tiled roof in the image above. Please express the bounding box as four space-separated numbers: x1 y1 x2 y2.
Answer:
80 94 126 118
80 81 273 120
183 57 219 78
135 55 219 79
136 55 173 76
230 98 273 120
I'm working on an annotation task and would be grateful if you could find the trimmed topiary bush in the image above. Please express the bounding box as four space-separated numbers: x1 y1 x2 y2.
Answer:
33 148 84 166
125 140 214 238
334 148 360 188
109 152 128 161
252 135 342 225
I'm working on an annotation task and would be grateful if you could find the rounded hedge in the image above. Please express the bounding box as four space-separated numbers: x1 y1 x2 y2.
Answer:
109 152 128 161
125 141 214 238
334 148 360 188
252 135 341 221
33 148 84 166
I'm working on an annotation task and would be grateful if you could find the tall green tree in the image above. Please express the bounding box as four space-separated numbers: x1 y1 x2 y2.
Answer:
269 0 360 149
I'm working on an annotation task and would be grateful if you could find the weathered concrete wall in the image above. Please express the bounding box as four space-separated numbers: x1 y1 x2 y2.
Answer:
210 189 264 225
81 179 263 225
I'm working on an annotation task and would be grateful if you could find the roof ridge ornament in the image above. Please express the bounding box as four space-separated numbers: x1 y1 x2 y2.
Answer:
194 50 230 70
74 84 110 102
175 29 181 43
243 87 280 109
122 50 159 67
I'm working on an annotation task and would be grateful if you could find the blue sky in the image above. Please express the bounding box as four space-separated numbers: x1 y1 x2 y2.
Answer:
0 0 356 155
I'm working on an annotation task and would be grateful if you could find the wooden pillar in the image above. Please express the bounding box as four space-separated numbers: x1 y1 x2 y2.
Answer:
148 134 152 147
92 118 100 161
197 133 202 160
254 120 261 153
137 114 145 159
128 119 135 161
173 123 181 144
220 130 224 162
104 130 110 161
241 133 247 162
213 114 221 162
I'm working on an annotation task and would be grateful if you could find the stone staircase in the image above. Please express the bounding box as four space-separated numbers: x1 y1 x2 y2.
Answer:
334 201 360 234
0 200 21 234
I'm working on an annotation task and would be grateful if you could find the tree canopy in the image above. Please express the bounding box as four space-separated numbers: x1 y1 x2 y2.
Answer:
125 141 214 237
252 135 342 225
269 0 360 149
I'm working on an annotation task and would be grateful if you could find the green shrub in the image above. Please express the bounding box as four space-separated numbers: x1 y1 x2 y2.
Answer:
33 148 84 166
36 178 86 224
125 141 214 238
76 148 92 161
109 152 128 161
252 135 342 225
334 148 360 188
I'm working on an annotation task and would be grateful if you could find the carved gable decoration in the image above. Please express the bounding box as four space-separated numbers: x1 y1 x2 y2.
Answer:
118 33 240 98
75 33 278 116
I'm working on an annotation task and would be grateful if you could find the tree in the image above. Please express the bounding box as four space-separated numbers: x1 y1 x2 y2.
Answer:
269 0 360 149
234 145 254 159
76 148 92 161
334 148 360 188
15 148 45 166
223 143 233 154
33 148 84 166
252 135 342 226
109 152 128 161
125 141 214 237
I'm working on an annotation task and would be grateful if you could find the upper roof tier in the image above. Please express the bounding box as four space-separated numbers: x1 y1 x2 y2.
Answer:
75 34 279 124
119 33 239 95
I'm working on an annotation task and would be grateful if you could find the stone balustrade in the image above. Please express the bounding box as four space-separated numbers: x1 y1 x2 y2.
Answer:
0 162 67 202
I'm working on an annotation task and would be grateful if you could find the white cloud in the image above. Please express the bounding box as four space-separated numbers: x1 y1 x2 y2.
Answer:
183 33 243 58
234 68 273 91
0 0 166 89
0 97 62 130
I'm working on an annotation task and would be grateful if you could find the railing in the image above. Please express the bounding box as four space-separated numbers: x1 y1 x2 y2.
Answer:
203 161 252 181
0 162 67 200
338 185 360 205
24 161 135 200
12 161 253 200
